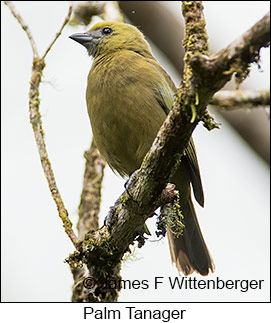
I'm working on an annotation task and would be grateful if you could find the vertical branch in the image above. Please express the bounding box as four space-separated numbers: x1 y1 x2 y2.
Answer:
29 57 79 248
77 140 106 240
180 1 209 121
181 1 218 130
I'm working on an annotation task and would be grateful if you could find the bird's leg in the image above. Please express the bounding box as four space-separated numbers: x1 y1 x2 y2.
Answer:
156 206 167 238
105 169 153 243
124 169 140 202
104 170 140 229
104 169 140 229
104 199 121 229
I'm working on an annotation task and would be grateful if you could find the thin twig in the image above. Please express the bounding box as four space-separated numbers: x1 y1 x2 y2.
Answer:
70 1 123 26
211 90 270 110
5 2 79 248
100 1 123 21
4 1 39 58
42 5 72 59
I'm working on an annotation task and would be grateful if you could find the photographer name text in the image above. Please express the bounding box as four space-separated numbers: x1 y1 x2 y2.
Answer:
83 276 264 293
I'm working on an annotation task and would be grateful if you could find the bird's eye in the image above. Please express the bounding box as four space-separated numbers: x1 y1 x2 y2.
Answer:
102 27 113 35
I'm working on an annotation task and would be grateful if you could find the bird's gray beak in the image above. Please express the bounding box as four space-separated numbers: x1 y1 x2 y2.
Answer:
69 33 93 47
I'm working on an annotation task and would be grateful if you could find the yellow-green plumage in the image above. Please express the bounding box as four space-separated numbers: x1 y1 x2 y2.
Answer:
70 21 214 276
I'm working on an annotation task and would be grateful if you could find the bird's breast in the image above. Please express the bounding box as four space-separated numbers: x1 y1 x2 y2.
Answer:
86 53 167 176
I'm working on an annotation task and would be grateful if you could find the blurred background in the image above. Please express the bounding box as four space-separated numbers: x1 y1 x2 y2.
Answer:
1 1 270 302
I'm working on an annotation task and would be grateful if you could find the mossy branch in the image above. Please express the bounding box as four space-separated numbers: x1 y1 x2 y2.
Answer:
67 1 270 302
189 11 270 91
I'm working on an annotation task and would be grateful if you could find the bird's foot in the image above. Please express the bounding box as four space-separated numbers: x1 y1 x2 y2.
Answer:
124 169 140 202
104 169 140 229
104 199 121 229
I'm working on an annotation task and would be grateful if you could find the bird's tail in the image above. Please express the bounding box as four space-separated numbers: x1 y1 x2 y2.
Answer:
167 196 214 276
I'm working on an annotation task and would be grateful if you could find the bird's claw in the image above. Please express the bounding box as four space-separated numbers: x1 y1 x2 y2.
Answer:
104 199 121 229
124 169 140 202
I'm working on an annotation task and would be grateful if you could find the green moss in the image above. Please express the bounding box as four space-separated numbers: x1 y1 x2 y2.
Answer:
158 140 166 150
65 250 84 270
202 111 220 131
190 102 197 123
119 194 129 207
157 192 185 239
182 2 209 55
61 215 72 228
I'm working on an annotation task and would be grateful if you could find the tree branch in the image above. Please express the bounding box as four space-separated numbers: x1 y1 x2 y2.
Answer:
190 11 270 90
71 140 106 302
5 2 79 248
70 1 123 26
77 141 106 239
211 90 270 110
118 1 270 163
42 6 73 60
4 1 39 58
107 1 210 250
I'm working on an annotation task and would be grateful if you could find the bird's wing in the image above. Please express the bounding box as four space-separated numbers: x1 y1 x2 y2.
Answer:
184 139 204 206
152 62 204 206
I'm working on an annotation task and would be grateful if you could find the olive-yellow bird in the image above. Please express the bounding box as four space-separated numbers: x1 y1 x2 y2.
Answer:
70 22 214 276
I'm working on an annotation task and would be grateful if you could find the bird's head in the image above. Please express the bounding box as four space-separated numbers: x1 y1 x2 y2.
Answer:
69 21 152 58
